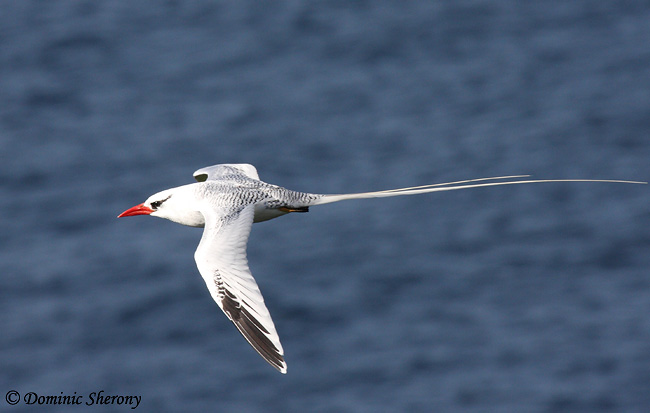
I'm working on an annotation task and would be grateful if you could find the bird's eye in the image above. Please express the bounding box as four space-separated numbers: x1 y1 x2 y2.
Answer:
149 195 171 210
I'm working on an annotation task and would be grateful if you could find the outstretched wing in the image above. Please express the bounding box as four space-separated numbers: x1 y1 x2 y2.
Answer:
194 204 286 373
193 164 260 182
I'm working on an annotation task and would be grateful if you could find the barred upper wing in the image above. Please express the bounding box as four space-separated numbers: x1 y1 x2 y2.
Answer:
194 204 286 373
193 164 260 182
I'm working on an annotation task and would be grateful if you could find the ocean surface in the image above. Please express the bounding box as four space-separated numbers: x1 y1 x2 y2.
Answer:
1 1 649 412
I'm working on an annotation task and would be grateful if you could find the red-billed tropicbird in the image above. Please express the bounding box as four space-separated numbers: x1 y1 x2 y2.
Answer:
118 163 644 373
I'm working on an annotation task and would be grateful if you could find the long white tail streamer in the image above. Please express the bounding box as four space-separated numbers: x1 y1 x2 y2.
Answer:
312 177 646 206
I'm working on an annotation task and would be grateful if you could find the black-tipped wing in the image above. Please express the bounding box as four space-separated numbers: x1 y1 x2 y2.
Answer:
194 204 286 373
193 164 260 182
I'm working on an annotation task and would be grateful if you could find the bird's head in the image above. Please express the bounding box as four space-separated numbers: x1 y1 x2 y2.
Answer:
118 185 205 227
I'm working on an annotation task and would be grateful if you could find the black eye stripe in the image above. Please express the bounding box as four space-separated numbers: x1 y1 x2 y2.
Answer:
150 195 171 210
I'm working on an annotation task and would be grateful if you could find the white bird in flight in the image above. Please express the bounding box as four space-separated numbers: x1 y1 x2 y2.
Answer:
118 163 644 373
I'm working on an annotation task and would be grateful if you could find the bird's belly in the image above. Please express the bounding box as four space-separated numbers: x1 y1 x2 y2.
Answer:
253 204 288 223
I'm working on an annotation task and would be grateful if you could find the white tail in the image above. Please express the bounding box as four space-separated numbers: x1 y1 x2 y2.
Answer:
311 176 646 206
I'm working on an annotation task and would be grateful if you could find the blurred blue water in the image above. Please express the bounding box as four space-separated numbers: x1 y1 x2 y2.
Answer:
1 1 649 412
